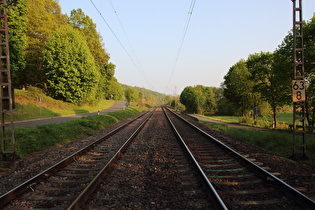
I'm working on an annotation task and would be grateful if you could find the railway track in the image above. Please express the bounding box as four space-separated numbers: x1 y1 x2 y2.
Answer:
0 106 314 209
0 108 154 209
164 107 315 209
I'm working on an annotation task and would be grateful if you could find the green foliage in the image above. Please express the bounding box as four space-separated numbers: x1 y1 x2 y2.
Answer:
7 0 28 88
68 8 109 68
203 86 217 113
247 52 288 110
239 116 255 125
23 0 67 87
241 14 314 128
124 86 139 102
101 63 116 99
223 59 261 116
68 9 113 102
9 2 117 105
216 94 234 116
108 77 124 100
221 13 315 128
42 26 99 105
122 85 168 105
303 15 315 126
180 85 221 114
180 86 197 113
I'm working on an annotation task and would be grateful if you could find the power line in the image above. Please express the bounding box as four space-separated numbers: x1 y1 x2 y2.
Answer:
90 0 152 89
165 0 197 93
107 0 151 89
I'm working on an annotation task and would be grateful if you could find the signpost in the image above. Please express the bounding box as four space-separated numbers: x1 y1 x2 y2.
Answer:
292 80 306 102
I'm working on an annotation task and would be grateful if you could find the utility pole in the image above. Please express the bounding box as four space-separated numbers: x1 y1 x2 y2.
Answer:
174 86 177 110
291 0 307 159
0 0 16 160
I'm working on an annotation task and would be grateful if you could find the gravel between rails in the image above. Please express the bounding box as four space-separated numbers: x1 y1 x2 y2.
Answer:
85 107 212 209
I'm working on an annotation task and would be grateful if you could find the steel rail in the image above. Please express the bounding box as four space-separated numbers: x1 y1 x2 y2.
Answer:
166 107 315 209
68 108 156 209
162 107 228 210
0 109 150 208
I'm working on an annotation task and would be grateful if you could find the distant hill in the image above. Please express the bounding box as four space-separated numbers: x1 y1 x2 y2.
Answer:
121 84 170 105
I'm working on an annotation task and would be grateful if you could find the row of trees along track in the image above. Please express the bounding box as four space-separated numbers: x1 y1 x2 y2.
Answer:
1 106 315 209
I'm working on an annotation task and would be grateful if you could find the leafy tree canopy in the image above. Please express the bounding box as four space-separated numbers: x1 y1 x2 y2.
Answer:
68 8 109 68
23 0 67 87
180 85 219 114
7 0 27 88
42 26 99 105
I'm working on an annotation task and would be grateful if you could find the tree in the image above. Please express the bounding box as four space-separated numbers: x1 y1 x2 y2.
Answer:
204 87 218 113
180 85 219 114
42 26 99 105
193 85 206 114
23 0 67 87
101 63 115 99
303 14 315 126
7 0 28 88
271 14 315 126
180 86 196 113
247 52 290 128
124 87 139 102
68 9 112 101
108 77 124 100
68 9 109 68
223 60 259 116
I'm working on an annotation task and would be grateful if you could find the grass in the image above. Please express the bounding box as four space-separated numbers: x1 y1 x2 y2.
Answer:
12 106 143 157
204 112 295 129
203 114 240 123
13 87 116 121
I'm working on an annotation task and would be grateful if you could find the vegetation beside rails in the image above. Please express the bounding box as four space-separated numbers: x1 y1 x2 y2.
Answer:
13 87 116 121
8 106 145 158
203 112 294 130
201 121 315 171
0 86 149 162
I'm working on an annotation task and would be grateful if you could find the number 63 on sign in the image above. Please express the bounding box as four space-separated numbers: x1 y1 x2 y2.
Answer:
292 80 306 102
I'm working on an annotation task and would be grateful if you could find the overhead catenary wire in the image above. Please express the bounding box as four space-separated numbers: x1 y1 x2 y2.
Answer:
165 0 197 93
90 0 152 89
106 0 152 89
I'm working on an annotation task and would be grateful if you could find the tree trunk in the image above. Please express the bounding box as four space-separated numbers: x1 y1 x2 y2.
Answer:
272 106 277 128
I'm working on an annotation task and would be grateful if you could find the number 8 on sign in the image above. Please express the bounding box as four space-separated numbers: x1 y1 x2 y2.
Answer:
292 80 306 102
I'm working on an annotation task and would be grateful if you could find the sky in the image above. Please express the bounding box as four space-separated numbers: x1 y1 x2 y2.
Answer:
58 0 315 95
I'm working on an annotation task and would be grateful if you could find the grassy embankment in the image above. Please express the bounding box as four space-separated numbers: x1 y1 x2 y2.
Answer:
199 113 315 171
1 87 148 159
13 87 116 121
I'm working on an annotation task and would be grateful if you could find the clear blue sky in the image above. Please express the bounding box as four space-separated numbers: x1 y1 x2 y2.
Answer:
59 0 315 95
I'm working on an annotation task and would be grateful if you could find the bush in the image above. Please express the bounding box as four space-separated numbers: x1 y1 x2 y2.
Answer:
239 116 254 125
256 119 271 128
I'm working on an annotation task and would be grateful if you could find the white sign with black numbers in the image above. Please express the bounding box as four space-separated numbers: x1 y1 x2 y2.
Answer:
292 80 306 102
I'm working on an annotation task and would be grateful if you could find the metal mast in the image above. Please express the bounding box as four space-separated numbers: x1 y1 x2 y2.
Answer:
291 0 307 159
0 0 15 160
